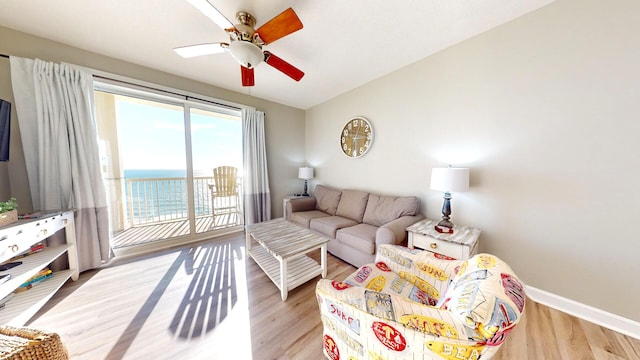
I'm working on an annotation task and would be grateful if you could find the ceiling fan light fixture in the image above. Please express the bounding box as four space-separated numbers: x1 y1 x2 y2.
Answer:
228 41 263 69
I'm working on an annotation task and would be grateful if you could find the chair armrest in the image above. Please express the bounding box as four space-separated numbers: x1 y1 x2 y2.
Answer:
288 197 316 212
316 279 471 343
376 214 426 246
373 244 464 300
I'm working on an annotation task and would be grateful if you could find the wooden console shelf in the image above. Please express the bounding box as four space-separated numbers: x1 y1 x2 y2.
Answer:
0 210 78 326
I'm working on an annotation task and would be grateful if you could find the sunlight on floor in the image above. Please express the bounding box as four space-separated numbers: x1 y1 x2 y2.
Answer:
29 238 253 359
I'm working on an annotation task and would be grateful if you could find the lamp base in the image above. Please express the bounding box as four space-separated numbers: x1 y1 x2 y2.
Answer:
436 191 455 234
434 224 454 234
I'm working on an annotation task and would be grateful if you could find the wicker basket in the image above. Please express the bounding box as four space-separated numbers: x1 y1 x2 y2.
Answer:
0 326 68 360
0 210 18 227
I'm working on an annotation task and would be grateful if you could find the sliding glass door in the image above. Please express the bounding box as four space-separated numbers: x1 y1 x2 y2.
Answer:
94 86 242 251
190 106 244 233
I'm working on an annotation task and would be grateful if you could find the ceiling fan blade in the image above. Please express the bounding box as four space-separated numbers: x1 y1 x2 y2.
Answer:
241 66 255 87
187 0 234 30
255 8 303 45
173 43 227 58
264 51 304 81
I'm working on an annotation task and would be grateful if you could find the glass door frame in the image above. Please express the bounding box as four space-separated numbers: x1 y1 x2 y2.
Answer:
94 80 244 256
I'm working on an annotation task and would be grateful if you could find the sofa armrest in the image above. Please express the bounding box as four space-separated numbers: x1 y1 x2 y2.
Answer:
288 197 316 212
375 214 425 246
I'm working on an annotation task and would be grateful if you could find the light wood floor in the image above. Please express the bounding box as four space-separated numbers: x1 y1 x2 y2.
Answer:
27 233 640 359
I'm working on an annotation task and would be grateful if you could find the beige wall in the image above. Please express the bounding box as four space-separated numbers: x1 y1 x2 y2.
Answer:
306 0 640 322
0 26 305 217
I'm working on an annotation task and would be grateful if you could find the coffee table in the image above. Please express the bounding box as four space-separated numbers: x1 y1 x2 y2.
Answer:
245 218 329 301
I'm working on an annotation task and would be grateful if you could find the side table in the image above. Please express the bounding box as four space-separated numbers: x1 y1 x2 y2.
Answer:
405 218 480 259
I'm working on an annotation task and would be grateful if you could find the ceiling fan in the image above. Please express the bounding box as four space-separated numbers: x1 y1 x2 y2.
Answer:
175 0 304 87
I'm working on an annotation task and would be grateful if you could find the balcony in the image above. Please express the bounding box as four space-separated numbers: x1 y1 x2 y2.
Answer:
110 176 243 249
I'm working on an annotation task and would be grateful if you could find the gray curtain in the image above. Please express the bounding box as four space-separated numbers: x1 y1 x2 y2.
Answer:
242 108 271 224
10 57 112 272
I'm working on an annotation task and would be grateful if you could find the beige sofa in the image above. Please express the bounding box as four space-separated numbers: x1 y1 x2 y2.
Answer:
287 185 425 267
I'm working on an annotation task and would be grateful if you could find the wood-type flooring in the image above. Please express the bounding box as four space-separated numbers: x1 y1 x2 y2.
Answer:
27 232 640 359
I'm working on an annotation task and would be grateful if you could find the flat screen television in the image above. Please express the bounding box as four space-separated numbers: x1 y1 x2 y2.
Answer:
0 99 10 162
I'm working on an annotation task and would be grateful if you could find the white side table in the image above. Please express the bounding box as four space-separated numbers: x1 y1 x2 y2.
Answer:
406 218 480 259
283 195 307 219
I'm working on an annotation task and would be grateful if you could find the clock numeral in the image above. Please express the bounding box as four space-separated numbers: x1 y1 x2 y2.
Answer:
341 117 373 158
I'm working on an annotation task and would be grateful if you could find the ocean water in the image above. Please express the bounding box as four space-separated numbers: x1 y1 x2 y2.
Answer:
124 169 210 179
124 169 214 222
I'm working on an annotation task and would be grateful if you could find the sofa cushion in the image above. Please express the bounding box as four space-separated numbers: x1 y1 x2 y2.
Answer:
314 185 342 216
336 223 378 255
362 194 419 227
290 210 331 228
310 216 358 238
335 189 369 222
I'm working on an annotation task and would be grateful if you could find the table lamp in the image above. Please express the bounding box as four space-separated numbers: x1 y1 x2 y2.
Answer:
430 167 469 233
298 167 314 196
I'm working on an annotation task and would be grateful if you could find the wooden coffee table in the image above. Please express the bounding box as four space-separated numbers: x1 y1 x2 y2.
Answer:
245 218 329 301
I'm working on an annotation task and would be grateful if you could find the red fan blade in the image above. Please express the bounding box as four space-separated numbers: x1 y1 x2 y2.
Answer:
264 51 304 81
241 66 255 87
255 8 303 45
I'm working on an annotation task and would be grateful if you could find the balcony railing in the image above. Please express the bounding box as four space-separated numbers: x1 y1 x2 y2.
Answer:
125 176 243 227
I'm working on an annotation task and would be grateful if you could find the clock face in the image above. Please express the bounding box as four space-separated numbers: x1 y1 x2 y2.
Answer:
340 117 373 158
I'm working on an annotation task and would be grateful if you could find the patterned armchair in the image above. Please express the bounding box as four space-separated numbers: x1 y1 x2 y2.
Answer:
316 244 526 360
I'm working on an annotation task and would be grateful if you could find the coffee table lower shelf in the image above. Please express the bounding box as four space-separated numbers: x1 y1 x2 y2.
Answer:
248 245 323 301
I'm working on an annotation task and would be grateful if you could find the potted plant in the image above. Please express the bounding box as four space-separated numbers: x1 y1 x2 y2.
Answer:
0 197 18 227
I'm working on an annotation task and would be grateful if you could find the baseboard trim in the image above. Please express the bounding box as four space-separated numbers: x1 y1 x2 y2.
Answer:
525 285 640 340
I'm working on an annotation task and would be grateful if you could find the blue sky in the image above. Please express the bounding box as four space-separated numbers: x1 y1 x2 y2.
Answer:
117 100 242 173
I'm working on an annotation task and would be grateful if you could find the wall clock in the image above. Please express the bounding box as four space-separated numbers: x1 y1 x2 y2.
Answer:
340 116 374 158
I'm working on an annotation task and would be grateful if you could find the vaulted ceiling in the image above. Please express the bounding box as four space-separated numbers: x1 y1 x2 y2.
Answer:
0 0 554 109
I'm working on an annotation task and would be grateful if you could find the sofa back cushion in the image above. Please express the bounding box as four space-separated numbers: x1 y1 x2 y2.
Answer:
335 189 369 222
362 194 419 226
314 185 342 215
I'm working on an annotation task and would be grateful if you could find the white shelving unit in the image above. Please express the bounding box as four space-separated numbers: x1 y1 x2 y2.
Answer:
0 210 78 325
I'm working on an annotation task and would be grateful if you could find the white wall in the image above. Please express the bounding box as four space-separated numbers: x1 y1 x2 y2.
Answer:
306 0 640 322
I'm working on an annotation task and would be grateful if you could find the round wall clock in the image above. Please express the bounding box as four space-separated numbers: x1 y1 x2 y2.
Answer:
340 116 374 158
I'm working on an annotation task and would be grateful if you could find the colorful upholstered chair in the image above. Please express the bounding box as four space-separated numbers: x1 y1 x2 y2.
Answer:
316 244 525 359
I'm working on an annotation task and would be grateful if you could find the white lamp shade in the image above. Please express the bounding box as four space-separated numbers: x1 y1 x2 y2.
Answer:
430 167 469 193
298 167 314 180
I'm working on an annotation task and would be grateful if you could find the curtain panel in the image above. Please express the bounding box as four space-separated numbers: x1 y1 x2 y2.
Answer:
10 57 112 272
242 108 271 224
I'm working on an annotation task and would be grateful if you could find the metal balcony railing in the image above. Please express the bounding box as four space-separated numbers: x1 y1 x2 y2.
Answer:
125 176 243 227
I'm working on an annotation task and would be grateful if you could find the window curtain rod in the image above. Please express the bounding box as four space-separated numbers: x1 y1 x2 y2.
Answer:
0 53 241 111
